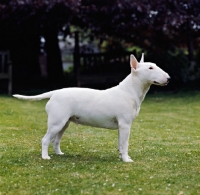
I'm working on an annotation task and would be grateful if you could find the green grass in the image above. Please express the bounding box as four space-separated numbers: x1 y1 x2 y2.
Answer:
0 92 200 195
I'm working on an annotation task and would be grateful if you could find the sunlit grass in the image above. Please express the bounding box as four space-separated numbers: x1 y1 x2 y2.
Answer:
0 92 200 194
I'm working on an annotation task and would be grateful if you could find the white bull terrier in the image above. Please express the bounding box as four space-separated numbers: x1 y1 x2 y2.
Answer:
13 54 170 162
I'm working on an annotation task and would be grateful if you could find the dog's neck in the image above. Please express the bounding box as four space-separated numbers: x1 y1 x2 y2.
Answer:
119 74 150 105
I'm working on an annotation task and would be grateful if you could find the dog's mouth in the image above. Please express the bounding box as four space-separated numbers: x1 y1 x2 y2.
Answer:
154 77 170 86
154 81 169 86
154 81 160 85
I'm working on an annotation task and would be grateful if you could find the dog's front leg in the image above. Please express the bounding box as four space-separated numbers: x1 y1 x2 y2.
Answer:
118 123 133 162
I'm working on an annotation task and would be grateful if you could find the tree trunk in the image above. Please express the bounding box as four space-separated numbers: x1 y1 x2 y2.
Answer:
187 19 194 63
10 32 41 90
44 28 64 89
74 31 80 86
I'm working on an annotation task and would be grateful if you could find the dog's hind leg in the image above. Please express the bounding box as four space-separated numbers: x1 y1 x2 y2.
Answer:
52 121 70 155
42 112 70 159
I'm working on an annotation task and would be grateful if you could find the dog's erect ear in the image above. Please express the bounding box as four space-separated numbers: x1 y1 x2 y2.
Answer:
140 53 144 63
130 54 138 70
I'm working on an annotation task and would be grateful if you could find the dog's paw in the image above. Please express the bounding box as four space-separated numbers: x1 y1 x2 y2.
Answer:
42 155 51 160
121 155 134 162
57 152 64 155
123 158 134 162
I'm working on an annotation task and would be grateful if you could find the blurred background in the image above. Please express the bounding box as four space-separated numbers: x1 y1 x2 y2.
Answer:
0 0 200 94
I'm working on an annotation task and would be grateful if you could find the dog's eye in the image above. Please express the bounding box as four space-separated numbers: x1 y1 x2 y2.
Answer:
149 67 153 70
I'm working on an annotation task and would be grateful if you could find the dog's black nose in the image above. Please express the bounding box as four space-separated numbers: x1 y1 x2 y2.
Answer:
167 77 171 82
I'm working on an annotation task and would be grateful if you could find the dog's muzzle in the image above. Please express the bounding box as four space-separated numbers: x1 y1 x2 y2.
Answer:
163 77 171 85
166 77 171 85
154 77 171 86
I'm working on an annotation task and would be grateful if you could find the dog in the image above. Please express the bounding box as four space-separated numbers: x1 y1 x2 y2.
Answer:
13 54 170 162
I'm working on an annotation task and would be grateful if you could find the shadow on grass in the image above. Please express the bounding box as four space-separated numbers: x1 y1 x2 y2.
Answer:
11 150 121 165
49 153 120 163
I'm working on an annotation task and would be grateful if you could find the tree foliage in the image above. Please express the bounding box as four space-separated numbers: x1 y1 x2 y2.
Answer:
0 0 81 89
0 0 80 44
1 0 199 49
0 0 200 89
79 0 200 51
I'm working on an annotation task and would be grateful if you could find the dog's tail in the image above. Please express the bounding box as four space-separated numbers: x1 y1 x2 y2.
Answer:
13 90 56 101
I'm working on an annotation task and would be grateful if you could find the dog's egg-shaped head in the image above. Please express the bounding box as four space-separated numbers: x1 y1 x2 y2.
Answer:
130 54 170 86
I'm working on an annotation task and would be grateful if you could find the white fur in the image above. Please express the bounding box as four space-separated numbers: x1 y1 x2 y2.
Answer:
13 54 170 162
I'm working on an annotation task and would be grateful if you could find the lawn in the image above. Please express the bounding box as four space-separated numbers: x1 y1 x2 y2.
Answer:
0 92 200 195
